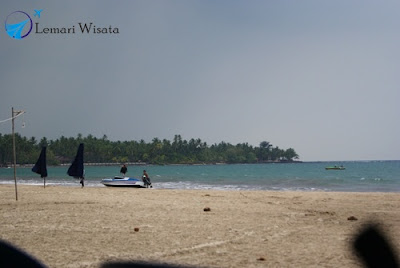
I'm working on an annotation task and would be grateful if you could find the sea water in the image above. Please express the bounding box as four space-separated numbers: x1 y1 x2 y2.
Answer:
0 161 399 192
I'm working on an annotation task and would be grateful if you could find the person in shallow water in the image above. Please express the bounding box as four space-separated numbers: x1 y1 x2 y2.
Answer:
142 170 152 188
120 164 127 176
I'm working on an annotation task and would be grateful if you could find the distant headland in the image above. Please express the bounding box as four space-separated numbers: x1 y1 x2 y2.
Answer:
0 133 299 166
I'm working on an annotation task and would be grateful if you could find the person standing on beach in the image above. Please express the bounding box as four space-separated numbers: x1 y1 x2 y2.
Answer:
120 164 127 176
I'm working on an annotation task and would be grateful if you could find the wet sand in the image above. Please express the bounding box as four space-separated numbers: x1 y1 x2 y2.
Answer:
1 185 399 267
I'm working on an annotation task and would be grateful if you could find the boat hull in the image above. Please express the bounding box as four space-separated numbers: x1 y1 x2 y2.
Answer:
325 167 345 170
101 177 146 187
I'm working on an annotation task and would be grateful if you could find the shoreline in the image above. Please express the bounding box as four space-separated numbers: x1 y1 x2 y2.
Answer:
1 185 399 267
2 160 399 169
1 181 400 193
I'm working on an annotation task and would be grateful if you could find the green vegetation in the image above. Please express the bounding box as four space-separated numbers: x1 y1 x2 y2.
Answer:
0 133 299 166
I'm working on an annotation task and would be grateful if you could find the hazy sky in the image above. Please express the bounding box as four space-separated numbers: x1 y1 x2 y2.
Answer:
1 1 399 161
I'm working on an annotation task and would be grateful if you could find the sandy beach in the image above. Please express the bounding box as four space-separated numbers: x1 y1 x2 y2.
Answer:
0 185 399 267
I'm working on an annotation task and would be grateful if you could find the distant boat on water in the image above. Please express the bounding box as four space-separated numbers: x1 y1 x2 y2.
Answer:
325 165 345 170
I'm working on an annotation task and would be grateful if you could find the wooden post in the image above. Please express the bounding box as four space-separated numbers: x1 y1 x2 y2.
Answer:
12 107 18 201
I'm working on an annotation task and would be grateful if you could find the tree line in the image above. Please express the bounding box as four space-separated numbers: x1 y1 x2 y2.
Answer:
0 133 299 166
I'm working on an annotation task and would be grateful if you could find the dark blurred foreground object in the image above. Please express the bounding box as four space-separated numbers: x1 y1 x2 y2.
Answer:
353 224 399 268
0 238 191 268
0 239 46 268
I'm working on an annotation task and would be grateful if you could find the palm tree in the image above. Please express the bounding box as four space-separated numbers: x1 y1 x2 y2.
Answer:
258 141 272 161
283 148 299 161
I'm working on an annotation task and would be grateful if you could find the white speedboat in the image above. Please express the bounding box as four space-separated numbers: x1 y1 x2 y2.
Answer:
101 176 146 187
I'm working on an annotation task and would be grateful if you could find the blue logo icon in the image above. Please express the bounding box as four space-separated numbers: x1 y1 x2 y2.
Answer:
5 11 33 39
34 9 43 18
